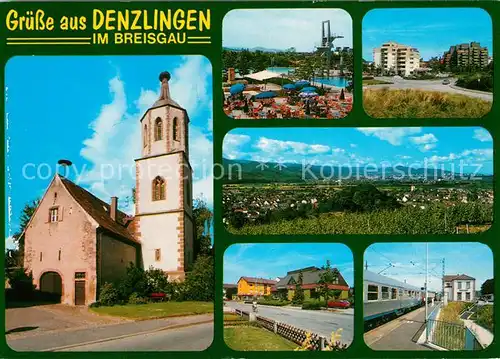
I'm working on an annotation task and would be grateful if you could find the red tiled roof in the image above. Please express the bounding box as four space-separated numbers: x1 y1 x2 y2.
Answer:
443 274 475 281
239 276 277 285
60 176 138 244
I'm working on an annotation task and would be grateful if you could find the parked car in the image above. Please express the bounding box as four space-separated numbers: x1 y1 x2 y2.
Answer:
327 300 350 309
442 79 451 85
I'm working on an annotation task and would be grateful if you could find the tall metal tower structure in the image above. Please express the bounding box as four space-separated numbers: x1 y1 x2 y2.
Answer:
316 20 344 78
442 258 445 301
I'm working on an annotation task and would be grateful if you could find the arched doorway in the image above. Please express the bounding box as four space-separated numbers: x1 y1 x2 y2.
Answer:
39 271 62 302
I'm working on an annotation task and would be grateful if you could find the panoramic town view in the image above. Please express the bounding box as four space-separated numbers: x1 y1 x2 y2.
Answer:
222 127 493 235
223 243 354 351
362 8 493 118
5 56 215 351
364 242 493 351
222 9 353 119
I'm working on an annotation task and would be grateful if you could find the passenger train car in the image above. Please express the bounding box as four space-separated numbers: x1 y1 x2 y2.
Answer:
364 270 424 323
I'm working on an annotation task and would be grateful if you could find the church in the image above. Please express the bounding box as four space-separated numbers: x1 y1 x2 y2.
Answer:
22 72 195 305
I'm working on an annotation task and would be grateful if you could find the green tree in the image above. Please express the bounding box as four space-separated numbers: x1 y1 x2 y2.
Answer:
193 198 213 259
292 272 305 304
481 278 494 295
12 199 40 259
317 260 340 305
183 255 214 301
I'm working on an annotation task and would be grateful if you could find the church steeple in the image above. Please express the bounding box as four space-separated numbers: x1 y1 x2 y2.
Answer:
141 71 189 158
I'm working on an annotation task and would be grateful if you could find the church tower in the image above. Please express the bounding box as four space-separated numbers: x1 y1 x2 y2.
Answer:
135 71 194 280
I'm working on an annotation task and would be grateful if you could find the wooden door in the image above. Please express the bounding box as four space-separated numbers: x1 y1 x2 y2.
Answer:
74 281 86 305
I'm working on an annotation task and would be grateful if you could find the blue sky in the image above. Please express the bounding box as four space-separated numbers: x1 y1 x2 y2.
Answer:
365 242 493 292
223 243 354 286
223 9 352 52
5 55 213 248
363 8 493 61
223 127 493 174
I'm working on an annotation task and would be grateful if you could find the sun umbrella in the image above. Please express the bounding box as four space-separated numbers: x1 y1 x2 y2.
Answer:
300 86 317 93
255 91 277 99
295 80 310 87
283 84 296 90
299 92 318 97
230 83 245 95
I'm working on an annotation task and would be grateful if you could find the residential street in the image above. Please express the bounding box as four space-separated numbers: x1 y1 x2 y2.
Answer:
61 323 213 351
7 311 213 352
225 301 353 345
366 77 493 102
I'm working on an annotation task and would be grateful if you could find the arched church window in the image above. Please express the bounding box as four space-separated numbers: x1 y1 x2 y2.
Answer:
152 176 166 201
143 125 148 147
155 117 163 141
173 117 179 142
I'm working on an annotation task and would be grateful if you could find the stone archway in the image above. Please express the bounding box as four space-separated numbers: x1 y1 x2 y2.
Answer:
39 271 62 302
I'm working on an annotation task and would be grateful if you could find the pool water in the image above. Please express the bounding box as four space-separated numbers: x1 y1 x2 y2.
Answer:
314 77 349 88
267 67 295 75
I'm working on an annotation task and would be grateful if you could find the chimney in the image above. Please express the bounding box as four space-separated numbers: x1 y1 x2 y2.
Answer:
110 197 118 221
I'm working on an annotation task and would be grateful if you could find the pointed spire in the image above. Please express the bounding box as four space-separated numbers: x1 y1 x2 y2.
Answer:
152 71 182 108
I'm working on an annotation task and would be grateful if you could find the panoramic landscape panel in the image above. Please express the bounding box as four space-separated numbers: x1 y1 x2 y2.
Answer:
222 127 493 235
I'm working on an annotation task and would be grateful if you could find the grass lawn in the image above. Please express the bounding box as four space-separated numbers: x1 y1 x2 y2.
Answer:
363 79 393 85
363 88 491 118
224 313 247 323
90 301 213 319
225 325 297 351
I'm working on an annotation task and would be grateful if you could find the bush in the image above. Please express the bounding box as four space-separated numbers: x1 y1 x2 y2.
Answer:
7 268 35 300
99 283 120 306
257 299 290 306
128 292 148 305
182 255 214 301
302 301 324 310
89 301 101 308
474 305 493 332
146 267 171 294
116 263 148 300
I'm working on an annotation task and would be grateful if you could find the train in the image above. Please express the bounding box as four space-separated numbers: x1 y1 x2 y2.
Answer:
364 270 425 326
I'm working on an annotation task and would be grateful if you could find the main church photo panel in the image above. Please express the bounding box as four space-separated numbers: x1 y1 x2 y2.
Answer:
5 55 214 352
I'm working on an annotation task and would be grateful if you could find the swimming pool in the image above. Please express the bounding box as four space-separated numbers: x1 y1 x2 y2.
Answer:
314 77 349 88
266 67 295 75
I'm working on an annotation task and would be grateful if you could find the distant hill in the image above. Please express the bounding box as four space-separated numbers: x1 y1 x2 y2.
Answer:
222 158 492 184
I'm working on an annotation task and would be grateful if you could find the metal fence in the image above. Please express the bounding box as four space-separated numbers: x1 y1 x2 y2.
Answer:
427 319 483 351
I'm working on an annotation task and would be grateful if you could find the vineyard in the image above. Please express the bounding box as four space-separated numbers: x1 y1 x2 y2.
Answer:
227 203 492 235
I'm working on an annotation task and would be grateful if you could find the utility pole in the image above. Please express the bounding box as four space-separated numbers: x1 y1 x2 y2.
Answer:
365 261 368 271
425 243 429 343
442 258 445 301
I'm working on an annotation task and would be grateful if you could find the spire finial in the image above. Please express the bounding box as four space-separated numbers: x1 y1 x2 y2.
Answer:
158 71 171 101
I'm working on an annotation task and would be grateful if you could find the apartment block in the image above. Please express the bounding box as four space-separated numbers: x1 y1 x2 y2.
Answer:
373 42 421 76
443 42 489 70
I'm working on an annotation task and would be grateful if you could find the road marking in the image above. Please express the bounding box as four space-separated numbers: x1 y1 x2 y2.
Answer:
40 320 214 352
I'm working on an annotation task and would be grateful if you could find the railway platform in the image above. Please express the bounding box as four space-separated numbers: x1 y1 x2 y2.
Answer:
364 306 431 351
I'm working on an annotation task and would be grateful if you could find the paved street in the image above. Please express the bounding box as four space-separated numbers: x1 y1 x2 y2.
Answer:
366 77 493 102
61 323 213 351
7 313 213 351
225 301 353 345
364 306 430 351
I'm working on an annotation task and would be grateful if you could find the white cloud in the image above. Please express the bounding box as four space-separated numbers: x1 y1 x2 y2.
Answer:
78 58 213 213
426 149 493 163
473 128 493 142
410 133 438 152
5 236 15 250
357 127 422 146
350 144 357 148
223 134 251 159
254 137 331 156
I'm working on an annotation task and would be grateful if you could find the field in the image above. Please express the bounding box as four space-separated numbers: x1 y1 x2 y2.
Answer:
90 301 214 319
363 88 492 118
224 182 493 235
224 324 297 351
